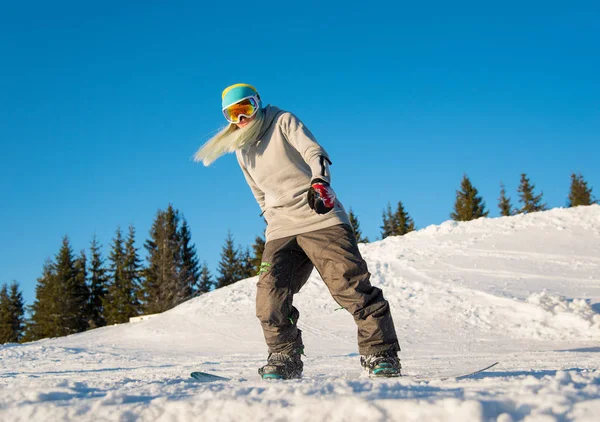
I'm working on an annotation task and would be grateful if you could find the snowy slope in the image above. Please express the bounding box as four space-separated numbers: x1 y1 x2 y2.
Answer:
1 206 599 421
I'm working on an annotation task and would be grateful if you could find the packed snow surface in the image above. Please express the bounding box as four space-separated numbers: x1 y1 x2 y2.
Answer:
1 206 600 421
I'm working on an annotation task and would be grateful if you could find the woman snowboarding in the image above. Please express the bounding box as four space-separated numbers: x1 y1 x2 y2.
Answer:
195 83 401 379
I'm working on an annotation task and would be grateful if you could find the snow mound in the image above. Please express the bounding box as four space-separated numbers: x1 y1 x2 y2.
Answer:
524 292 600 336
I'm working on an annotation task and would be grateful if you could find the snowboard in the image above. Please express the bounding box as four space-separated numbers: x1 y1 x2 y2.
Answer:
190 371 233 382
190 361 498 383
409 361 499 381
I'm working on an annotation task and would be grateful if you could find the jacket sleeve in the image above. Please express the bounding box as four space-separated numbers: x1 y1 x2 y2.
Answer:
236 151 266 213
280 112 332 184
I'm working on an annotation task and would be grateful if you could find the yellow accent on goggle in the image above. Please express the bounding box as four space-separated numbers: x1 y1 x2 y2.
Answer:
222 96 259 124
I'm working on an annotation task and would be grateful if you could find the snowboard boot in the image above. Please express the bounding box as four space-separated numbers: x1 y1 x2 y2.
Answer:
360 350 401 377
258 351 303 380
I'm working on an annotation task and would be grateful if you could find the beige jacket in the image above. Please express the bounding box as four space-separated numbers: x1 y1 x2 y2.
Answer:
236 105 350 242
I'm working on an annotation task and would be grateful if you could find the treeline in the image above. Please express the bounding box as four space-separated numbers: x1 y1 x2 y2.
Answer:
377 172 596 239
1 173 596 344
1 205 265 344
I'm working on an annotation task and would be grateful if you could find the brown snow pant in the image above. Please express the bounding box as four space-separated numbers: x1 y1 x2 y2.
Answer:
256 224 400 356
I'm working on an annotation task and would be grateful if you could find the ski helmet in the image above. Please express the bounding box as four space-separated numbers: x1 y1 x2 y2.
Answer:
222 83 261 109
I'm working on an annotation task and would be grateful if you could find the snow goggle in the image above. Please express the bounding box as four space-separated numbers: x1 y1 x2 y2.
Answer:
222 96 259 124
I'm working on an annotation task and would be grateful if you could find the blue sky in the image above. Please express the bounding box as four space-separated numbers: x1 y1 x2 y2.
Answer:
1 1 599 305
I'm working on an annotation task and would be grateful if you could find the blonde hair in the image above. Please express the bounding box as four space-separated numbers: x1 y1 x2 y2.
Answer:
194 109 264 166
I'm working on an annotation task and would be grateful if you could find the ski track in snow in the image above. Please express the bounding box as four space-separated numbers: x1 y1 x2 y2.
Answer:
1 206 600 421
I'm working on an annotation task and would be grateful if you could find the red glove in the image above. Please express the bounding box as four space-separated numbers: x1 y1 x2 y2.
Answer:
308 179 336 214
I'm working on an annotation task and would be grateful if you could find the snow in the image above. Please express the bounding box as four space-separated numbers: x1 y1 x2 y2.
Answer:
1 205 599 421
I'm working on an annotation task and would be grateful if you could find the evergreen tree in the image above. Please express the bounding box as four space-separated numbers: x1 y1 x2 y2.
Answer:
53 237 78 336
451 174 489 221
498 183 513 217
567 173 597 207
179 218 200 299
143 207 180 313
238 247 255 280
381 202 416 238
7 282 25 343
24 260 57 341
381 204 395 239
517 173 547 214
217 231 241 288
88 236 108 329
104 228 127 324
198 262 215 294
122 225 142 317
143 205 199 313
0 284 12 343
349 208 369 243
393 201 416 235
250 235 266 275
54 237 89 335
71 249 90 333
105 226 142 323
26 237 89 339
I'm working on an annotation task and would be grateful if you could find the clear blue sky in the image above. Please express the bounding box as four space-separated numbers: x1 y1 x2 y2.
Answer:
2 1 599 306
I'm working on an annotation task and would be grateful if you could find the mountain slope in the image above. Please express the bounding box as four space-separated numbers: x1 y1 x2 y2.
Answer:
1 205 599 421
58 205 600 354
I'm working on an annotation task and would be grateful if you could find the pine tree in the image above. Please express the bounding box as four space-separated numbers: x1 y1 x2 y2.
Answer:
498 183 513 217
198 263 215 294
122 225 142 318
105 226 142 323
7 282 25 343
250 235 266 275
143 207 179 313
567 173 597 207
0 284 12 343
393 201 416 235
238 247 255 280
24 260 57 341
381 202 416 238
88 236 108 329
26 237 89 339
179 218 200 299
517 173 547 214
217 231 241 288
349 208 369 243
72 249 90 333
381 204 395 239
56 238 89 335
53 237 77 337
451 174 489 221
104 228 127 324
143 205 199 313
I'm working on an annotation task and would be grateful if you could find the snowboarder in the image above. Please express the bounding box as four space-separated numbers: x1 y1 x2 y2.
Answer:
195 83 401 379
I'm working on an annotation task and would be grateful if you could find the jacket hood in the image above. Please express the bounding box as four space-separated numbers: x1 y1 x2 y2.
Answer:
257 105 285 140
